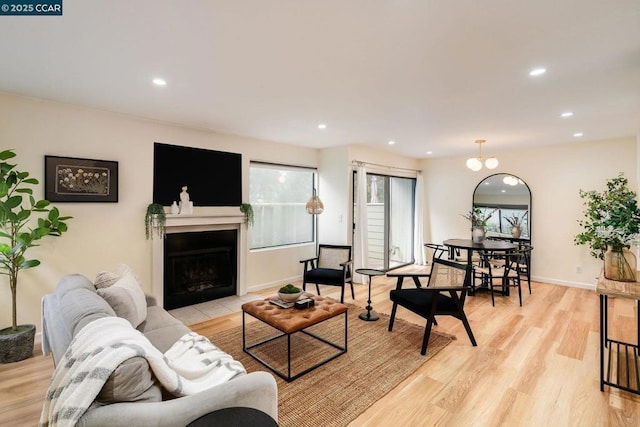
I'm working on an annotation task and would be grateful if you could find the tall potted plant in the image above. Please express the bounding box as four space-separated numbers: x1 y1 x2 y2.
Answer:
0 149 72 362
575 173 640 281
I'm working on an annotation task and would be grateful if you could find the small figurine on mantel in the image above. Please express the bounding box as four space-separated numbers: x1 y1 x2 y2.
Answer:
179 186 193 215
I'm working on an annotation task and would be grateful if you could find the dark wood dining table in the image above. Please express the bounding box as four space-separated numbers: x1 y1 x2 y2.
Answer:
443 238 518 290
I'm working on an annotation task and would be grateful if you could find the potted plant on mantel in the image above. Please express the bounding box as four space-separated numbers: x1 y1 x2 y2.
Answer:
145 203 166 239
575 173 640 282
240 202 254 227
0 149 72 363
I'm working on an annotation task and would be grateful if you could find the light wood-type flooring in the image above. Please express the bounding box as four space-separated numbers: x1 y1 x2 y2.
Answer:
2 266 640 426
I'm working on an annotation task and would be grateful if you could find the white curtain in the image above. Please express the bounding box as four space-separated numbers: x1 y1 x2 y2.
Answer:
353 164 369 283
413 173 426 265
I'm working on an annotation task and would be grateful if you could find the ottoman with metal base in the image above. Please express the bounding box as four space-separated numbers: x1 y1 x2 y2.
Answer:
242 296 348 382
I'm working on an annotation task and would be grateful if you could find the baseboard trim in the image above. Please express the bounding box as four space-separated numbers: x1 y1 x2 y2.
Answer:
247 275 302 293
532 275 597 291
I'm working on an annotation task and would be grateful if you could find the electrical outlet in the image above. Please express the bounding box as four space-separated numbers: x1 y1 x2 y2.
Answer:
576 266 582 274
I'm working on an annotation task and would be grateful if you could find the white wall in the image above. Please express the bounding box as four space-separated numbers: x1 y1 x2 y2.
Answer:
422 137 637 289
318 145 350 245
0 92 318 329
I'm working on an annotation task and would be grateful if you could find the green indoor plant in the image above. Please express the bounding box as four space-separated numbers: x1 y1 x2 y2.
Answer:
461 207 496 243
574 173 640 281
0 149 72 362
240 202 254 227
145 203 166 239
505 212 528 238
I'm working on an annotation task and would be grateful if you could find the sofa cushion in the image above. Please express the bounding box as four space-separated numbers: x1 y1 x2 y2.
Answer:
97 273 147 328
140 306 192 353
97 357 162 404
60 287 116 337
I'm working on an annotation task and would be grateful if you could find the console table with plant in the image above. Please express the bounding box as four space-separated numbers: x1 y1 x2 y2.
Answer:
575 173 640 282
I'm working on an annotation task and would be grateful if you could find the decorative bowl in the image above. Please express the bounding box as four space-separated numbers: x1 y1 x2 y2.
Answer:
278 291 302 302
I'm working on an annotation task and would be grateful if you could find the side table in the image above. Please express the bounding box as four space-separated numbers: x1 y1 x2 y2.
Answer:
356 268 384 321
596 271 640 395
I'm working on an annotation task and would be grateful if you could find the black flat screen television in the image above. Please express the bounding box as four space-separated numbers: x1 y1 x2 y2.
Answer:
153 143 242 207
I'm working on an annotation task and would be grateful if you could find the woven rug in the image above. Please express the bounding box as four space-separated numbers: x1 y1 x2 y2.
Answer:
206 304 454 427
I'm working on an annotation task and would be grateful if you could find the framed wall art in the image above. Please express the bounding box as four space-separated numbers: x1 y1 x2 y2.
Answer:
45 155 118 202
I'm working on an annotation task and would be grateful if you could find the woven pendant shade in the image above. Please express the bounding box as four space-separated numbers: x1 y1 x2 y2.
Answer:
306 190 324 215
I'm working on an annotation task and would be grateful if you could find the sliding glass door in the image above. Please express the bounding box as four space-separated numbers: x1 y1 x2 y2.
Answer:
354 173 415 271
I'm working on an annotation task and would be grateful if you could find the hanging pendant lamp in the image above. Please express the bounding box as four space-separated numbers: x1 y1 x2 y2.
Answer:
306 189 324 215
466 139 498 171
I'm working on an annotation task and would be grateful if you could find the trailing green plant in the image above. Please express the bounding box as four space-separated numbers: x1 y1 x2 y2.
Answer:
0 149 72 332
240 202 254 227
575 173 640 260
145 203 166 239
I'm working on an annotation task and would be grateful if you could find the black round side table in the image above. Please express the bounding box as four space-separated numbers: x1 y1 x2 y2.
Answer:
355 268 384 321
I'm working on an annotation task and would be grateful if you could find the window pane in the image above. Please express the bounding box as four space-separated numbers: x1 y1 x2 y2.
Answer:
389 177 415 267
249 164 315 249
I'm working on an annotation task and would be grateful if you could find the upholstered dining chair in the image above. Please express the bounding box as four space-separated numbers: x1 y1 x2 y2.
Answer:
388 257 477 355
300 244 353 303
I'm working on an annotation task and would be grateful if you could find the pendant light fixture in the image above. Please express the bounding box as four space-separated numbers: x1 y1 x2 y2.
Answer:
466 139 498 171
306 188 324 215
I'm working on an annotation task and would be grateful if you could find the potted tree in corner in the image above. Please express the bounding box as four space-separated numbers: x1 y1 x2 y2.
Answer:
0 149 72 363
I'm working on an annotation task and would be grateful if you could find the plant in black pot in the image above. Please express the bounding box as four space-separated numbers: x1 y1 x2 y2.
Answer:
0 149 72 363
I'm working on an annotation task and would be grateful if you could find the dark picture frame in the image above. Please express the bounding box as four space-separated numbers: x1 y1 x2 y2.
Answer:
45 155 118 202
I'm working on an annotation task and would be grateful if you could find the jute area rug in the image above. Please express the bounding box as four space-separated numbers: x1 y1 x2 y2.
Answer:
207 304 454 427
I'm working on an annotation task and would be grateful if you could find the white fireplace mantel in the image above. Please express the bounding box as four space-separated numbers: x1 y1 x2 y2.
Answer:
151 211 247 308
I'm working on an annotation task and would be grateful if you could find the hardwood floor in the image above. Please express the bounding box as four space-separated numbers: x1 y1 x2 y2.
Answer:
2 268 640 426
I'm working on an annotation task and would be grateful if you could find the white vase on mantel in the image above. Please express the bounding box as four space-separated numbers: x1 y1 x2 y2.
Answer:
170 201 179 215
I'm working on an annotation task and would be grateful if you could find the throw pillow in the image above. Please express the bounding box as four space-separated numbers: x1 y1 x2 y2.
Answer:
97 273 148 328
94 263 135 289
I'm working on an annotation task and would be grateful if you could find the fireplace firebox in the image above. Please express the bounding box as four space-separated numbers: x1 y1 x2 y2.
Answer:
164 230 237 310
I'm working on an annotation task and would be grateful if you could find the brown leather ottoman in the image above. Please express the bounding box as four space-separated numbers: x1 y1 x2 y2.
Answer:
242 296 348 381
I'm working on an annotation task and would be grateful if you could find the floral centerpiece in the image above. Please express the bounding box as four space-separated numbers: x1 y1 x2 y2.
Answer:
505 212 528 238
461 207 497 243
574 173 640 281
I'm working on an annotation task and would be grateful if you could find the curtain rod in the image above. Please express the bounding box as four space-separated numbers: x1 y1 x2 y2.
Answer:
351 160 421 173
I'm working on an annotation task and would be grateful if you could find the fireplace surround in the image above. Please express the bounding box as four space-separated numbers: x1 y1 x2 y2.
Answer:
151 208 247 309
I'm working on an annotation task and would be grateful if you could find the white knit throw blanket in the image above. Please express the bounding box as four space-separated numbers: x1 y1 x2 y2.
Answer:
39 317 246 427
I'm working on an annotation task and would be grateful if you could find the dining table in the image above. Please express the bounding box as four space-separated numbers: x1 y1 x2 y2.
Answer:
443 238 518 292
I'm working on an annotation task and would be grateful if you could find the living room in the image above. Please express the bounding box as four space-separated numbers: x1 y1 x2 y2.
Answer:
1 1 640 426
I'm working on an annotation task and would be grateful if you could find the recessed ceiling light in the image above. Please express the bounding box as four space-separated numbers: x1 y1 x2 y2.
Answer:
152 78 167 86
573 132 583 137
529 68 546 76
426 151 432 155
561 112 574 118
388 140 396 145
317 123 327 130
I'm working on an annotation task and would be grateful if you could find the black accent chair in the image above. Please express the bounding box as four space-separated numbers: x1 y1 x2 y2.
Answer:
424 243 447 262
300 244 354 303
388 257 477 355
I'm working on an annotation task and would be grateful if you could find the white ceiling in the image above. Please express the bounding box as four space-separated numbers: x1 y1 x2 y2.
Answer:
1 0 639 159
